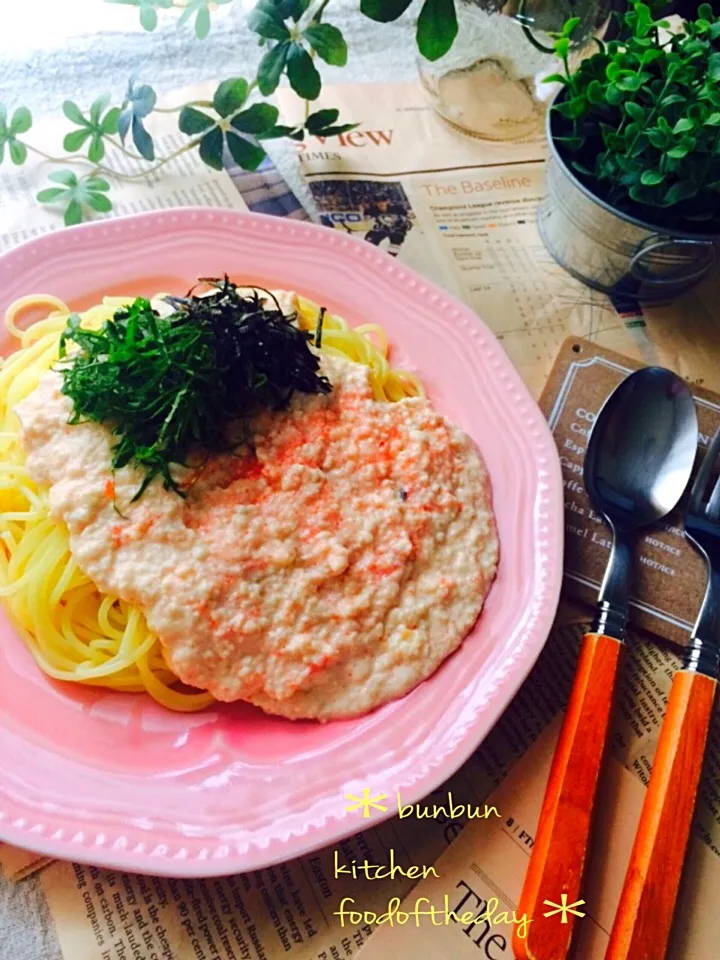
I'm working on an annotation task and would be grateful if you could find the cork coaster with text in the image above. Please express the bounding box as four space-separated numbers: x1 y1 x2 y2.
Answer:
539 337 720 648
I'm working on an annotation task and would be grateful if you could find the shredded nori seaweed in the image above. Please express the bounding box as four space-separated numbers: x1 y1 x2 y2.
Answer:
57 276 331 500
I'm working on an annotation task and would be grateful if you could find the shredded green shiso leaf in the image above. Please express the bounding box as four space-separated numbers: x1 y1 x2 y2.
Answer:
57 277 331 501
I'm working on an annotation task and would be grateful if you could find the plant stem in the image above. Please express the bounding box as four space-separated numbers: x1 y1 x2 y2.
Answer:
25 138 202 184
311 0 332 23
153 99 213 113
23 144 92 166
106 136 144 161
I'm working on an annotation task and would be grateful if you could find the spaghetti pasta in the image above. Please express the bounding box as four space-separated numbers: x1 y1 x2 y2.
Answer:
0 289 423 711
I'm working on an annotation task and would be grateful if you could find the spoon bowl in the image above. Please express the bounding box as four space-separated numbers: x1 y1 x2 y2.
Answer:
585 366 698 531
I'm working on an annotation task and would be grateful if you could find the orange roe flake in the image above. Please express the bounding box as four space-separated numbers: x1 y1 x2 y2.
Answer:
110 524 124 549
364 560 404 579
308 652 338 676
104 479 115 499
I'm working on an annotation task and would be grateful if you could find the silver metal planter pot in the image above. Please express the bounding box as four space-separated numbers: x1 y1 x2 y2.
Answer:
538 111 719 302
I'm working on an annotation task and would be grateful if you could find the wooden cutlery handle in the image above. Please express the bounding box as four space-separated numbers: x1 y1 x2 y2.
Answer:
513 632 623 960
606 670 717 960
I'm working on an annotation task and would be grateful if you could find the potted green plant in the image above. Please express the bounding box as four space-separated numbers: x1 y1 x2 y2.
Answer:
539 1 720 300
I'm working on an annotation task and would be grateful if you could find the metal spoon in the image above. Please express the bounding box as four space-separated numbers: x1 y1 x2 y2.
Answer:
514 366 698 960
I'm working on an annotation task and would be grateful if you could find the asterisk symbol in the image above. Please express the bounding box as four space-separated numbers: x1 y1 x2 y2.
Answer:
542 893 586 924
345 787 388 818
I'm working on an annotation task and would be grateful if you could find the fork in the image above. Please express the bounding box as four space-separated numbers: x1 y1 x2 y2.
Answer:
606 427 720 960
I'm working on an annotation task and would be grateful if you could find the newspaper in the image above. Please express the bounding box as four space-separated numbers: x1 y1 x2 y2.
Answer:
277 81 720 397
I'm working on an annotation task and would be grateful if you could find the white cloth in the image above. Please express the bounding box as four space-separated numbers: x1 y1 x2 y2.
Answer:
0 4 416 959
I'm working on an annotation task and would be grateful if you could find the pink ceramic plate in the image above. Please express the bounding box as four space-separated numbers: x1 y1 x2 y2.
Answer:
0 209 562 877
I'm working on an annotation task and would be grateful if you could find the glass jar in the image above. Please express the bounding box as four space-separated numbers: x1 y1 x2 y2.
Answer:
418 0 613 141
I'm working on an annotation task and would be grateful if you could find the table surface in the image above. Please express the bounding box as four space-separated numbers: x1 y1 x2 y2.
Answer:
0 4 416 958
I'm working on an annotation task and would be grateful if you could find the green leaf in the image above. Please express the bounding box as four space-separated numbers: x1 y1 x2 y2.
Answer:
562 16 581 39
90 95 111 126
255 123 303 140
87 193 113 213
647 129 668 149
667 144 690 159
247 0 291 40
10 107 32 135
36 187 66 203
176 0 231 39
360 0 413 23
88 134 105 164
661 93 686 107
64 200 83 227
257 42 290 96
101 107 121 135
230 103 279 134
416 0 458 62
62 101 87 126
664 181 699 205
306 123 357 137
140 4 157 31
213 78 249 117
84 177 110 192
63 129 91 152
226 132 266 170
625 102 646 124
306 108 340 133
37 170 112 226
179 106 215 135
48 170 78 186
303 23 348 67
707 113 720 126
280 0 310 22
8 140 27 165
198 127 225 170
638 46 661 65
555 37 570 60
286 44 322 100
553 97 585 119
194 4 211 38
673 118 694 134
640 170 664 186
586 80 605 105
606 84 623 106
709 53 720 82
616 72 649 92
